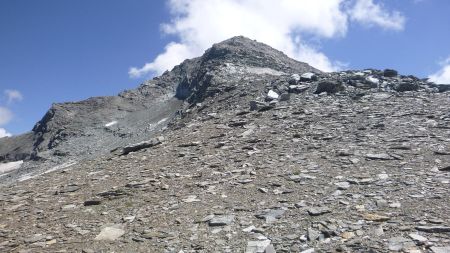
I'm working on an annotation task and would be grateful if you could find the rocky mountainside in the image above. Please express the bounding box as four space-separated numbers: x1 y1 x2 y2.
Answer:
0 36 450 253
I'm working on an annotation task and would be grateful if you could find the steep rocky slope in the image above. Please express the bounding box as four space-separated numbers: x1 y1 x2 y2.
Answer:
0 36 450 252
0 36 317 183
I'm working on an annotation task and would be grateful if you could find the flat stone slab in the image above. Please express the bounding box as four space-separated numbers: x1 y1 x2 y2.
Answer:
94 226 125 241
415 226 450 233
208 215 235 226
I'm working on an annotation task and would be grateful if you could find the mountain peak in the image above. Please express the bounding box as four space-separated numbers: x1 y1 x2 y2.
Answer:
200 36 318 73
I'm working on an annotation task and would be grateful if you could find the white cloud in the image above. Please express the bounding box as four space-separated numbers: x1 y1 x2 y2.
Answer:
0 107 13 126
130 0 405 77
4 89 23 104
0 128 12 138
429 57 450 84
349 0 405 31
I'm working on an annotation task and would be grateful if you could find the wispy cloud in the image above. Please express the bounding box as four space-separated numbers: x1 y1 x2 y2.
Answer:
429 57 450 84
0 107 13 126
0 128 12 138
4 89 23 104
349 0 406 31
129 0 405 78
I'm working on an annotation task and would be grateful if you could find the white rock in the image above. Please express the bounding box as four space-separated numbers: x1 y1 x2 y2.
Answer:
267 90 279 100
409 233 428 243
367 76 380 84
378 173 389 180
301 72 315 80
245 240 271 253
94 226 125 241
291 74 300 81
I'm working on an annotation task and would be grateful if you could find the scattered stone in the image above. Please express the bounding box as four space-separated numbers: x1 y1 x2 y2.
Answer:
307 207 331 216
384 69 398 77
289 74 300 84
300 72 317 81
394 82 419 92
266 90 279 101
94 226 125 241
245 240 272 253
83 199 102 206
315 80 344 94
415 226 450 233
118 137 163 155
307 228 320 241
58 185 80 194
439 165 450 171
388 237 415 252
431 246 450 253
289 84 309 94
363 213 390 222
208 215 234 226
408 233 428 244
335 181 350 190
255 209 285 222
341 231 355 240
365 153 393 160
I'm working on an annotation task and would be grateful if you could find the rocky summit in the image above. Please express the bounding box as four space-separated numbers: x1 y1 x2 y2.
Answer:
0 36 449 253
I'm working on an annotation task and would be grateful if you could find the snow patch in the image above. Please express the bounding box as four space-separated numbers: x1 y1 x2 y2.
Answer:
245 66 285 76
224 63 285 76
0 160 23 174
105 121 118 127
157 118 168 125
18 161 77 182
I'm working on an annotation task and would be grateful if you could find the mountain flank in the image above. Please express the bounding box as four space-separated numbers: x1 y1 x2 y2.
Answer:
0 36 449 252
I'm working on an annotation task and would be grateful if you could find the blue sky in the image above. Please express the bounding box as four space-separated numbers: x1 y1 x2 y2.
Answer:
0 0 449 136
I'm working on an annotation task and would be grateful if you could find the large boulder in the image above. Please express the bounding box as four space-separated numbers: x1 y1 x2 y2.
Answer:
383 69 398 77
394 82 419 92
315 80 345 94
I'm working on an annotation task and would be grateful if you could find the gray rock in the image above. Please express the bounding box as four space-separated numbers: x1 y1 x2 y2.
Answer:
394 82 419 92
245 240 272 253
94 226 125 241
307 207 331 216
365 153 393 160
208 215 235 226
307 228 320 241
255 209 285 222
266 90 279 101
279 93 290 101
408 233 427 244
83 199 102 206
436 84 450 92
335 182 350 190
300 72 317 82
431 246 450 253
415 226 450 233
315 80 344 94
289 74 300 84
388 237 415 251
249 101 269 111
289 85 309 94
118 137 163 155
383 69 398 77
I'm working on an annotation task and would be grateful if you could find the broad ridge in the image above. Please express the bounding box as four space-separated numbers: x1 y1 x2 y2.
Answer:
0 36 449 252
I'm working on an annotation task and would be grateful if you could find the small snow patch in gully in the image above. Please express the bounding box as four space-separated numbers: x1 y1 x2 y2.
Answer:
0 161 23 174
105 121 118 127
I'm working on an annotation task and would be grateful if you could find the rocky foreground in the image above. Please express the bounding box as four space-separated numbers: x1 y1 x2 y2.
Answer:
0 37 450 252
